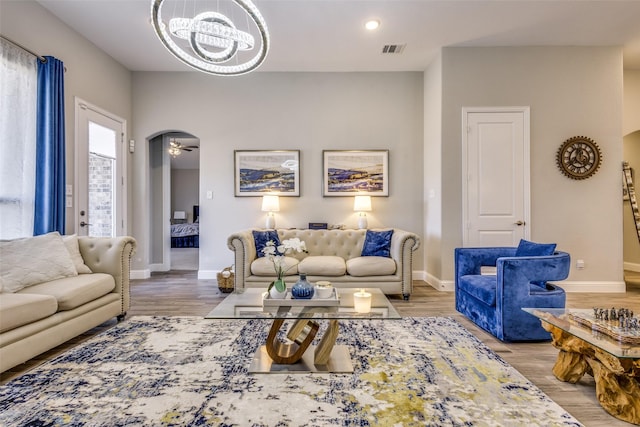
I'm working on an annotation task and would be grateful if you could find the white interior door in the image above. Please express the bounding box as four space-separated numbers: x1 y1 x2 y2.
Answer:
462 107 530 247
75 98 126 237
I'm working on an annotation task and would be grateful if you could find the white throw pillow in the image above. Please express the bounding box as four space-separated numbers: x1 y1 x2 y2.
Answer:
62 234 92 274
0 232 78 293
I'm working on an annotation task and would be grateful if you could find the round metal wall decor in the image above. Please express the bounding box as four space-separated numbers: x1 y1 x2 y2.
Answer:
556 136 602 180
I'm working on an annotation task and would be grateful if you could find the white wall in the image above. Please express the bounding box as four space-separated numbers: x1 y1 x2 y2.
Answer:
131 72 425 277
435 47 624 290
423 53 444 287
171 169 199 222
0 1 132 234
624 70 640 136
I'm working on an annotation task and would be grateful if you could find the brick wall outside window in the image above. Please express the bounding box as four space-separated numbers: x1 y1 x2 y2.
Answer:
89 153 114 237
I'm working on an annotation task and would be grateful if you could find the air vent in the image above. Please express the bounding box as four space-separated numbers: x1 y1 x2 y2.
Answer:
382 44 406 54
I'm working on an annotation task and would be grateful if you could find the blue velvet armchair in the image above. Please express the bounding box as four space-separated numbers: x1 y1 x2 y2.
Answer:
455 246 570 342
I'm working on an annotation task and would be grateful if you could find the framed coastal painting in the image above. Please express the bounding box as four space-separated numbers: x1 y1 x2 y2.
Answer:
322 150 389 196
234 150 300 196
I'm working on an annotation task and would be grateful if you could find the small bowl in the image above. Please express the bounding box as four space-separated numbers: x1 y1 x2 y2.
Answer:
315 281 333 298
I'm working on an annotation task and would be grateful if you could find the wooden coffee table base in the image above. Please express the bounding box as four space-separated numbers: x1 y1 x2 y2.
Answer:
542 322 640 425
250 318 353 374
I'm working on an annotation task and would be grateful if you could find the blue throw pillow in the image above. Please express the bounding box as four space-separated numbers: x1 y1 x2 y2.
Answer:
253 230 280 258
514 239 556 257
361 230 394 257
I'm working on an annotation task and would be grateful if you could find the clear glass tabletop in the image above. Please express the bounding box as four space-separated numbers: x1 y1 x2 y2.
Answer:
206 287 401 320
523 308 640 359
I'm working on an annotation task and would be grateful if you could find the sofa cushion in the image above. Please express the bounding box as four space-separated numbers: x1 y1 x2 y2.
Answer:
63 234 92 274
346 256 396 277
0 232 78 293
298 256 346 276
514 239 556 257
458 275 497 306
251 256 299 276
252 230 280 258
361 230 394 257
18 273 116 311
0 293 58 333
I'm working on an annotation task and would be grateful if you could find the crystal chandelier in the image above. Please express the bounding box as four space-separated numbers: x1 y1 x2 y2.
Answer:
151 0 269 76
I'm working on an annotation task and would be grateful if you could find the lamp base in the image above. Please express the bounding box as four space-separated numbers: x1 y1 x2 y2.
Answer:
357 215 368 230
265 214 276 229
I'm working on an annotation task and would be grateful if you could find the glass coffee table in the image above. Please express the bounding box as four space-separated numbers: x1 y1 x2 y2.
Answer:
206 287 400 374
524 308 640 425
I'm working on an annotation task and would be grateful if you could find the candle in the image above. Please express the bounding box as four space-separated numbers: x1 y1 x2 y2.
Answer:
353 289 372 313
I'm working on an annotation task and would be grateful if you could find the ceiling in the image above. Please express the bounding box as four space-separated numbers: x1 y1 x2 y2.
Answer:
37 0 640 72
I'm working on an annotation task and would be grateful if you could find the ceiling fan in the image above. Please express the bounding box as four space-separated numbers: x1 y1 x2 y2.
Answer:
169 139 199 157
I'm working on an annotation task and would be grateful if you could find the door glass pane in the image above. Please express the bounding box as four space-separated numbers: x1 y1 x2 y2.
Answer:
88 121 116 237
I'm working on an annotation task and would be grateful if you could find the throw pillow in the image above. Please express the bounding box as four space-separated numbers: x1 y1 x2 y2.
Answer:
361 230 394 258
0 232 78 293
62 234 93 274
252 230 281 258
514 239 556 257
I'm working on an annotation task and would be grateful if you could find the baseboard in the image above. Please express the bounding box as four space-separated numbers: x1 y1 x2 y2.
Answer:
624 262 640 272
130 269 150 280
424 272 454 292
198 270 218 281
553 281 627 293
418 271 627 294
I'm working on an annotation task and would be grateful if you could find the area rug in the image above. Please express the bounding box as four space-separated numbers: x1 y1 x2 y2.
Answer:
0 316 582 426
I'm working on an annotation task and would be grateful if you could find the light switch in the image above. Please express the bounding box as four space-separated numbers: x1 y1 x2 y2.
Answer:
206 190 213 199
66 185 73 196
66 196 73 208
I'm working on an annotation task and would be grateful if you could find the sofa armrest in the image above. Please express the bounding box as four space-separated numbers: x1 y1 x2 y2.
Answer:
496 251 571 300
78 236 136 314
227 230 257 291
389 229 420 297
454 247 517 278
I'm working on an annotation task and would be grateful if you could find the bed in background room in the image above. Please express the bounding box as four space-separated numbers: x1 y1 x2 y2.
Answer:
171 205 199 248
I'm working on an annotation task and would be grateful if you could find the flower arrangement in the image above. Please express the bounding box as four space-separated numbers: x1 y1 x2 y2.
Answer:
262 237 307 293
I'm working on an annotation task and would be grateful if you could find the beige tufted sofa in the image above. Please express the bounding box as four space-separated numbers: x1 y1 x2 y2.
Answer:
227 228 420 299
0 235 136 372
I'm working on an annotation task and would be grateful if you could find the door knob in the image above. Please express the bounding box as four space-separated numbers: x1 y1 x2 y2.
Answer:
80 221 92 227
514 221 525 226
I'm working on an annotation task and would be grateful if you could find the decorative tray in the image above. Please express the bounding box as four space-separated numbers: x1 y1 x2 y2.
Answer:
569 312 640 345
262 288 340 307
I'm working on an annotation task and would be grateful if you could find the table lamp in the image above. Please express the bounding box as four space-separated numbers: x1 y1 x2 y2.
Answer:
261 195 280 229
353 195 372 229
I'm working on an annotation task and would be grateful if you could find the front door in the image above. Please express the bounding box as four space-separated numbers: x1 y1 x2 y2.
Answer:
75 98 126 237
462 107 530 247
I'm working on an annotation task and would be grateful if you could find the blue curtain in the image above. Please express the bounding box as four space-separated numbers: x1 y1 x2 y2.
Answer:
34 56 65 235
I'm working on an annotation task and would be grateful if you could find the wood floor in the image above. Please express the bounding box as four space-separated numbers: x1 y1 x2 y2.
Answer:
3 271 640 427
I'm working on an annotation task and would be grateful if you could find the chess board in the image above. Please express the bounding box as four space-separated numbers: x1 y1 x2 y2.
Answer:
569 312 640 345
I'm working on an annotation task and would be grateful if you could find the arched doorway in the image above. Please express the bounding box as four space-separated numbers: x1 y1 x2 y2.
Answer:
148 130 200 272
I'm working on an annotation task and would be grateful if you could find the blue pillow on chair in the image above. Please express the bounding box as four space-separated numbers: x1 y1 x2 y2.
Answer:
515 239 556 257
253 230 280 258
361 230 394 257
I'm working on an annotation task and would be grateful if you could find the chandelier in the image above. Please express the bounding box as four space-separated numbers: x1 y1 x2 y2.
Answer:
151 0 269 76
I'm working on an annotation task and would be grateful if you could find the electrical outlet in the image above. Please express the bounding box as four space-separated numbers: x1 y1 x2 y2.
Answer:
576 259 585 270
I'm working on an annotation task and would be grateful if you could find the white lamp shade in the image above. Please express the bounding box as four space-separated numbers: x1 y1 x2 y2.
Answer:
261 195 280 212
173 211 186 220
353 195 372 212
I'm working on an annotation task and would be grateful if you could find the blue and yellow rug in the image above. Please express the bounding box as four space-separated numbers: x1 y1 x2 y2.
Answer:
0 316 581 426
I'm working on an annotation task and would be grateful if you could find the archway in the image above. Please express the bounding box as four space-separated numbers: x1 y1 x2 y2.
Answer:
147 130 200 273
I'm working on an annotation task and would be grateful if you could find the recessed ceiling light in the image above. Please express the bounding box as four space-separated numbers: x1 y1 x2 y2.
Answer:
365 20 380 31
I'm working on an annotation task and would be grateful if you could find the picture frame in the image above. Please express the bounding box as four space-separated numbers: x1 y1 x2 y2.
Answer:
322 150 389 196
234 150 300 196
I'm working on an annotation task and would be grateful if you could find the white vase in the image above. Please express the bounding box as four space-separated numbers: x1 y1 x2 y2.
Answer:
269 284 287 299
